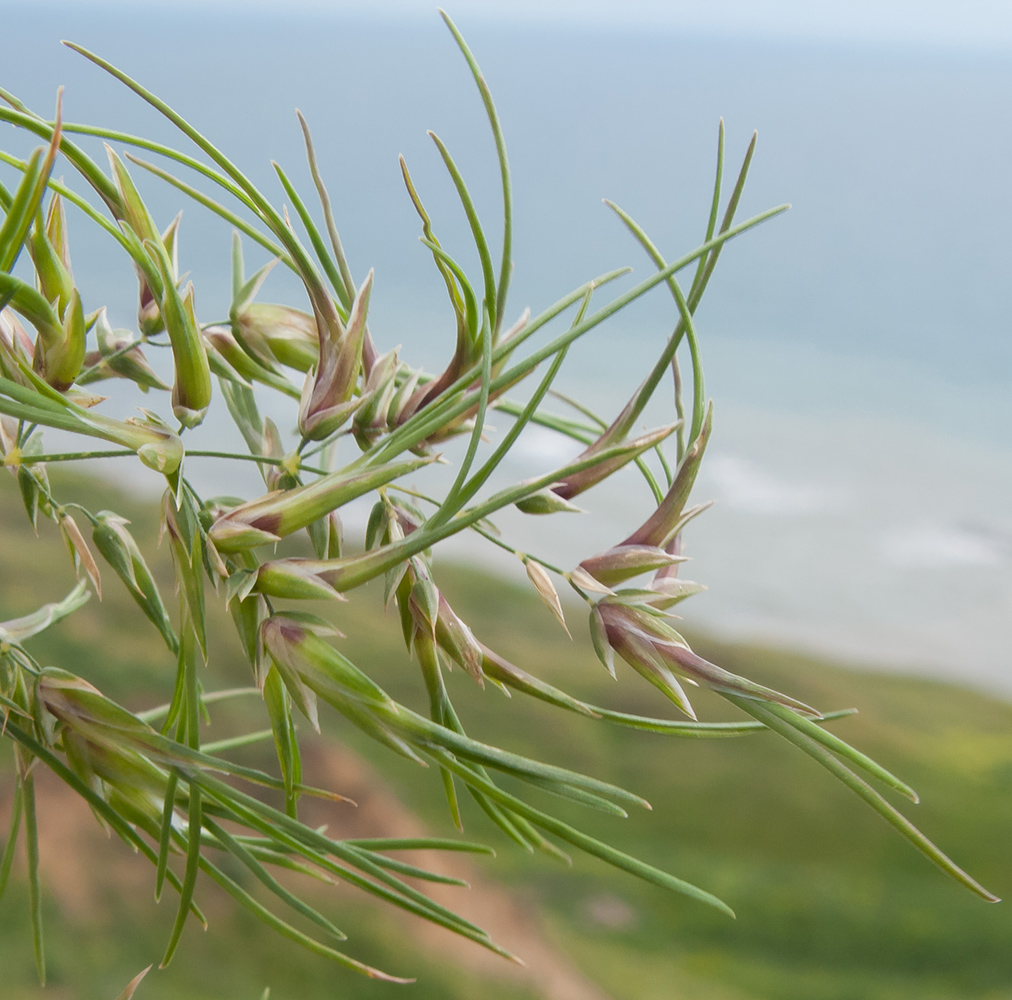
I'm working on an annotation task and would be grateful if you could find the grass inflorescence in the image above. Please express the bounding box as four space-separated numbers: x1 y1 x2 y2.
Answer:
0 9 998 991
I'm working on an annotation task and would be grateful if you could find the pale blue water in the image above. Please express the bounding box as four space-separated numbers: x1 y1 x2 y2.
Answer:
3 8 1011 693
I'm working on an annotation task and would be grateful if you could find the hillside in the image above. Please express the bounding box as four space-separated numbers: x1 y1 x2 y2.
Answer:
1 468 1009 1000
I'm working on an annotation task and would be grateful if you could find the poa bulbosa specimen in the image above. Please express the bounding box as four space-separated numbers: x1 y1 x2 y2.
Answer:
0 10 998 987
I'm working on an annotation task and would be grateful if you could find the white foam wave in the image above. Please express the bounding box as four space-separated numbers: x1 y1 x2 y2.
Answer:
881 522 1005 567
704 455 836 515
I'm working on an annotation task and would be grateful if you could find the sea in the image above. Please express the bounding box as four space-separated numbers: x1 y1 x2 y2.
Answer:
3 7 1011 696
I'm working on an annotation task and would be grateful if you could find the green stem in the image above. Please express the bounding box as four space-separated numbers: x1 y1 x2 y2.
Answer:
184 451 328 476
18 449 135 464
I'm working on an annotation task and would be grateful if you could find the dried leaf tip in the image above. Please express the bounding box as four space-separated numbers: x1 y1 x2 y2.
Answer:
522 556 570 638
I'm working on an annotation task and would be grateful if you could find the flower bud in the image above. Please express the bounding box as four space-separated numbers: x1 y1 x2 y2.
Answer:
138 213 179 338
551 423 677 501
261 614 394 717
515 488 583 515
409 575 440 639
228 236 319 373
577 544 687 588
592 598 696 717
29 194 75 319
38 667 147 736
432 594 484 682
208 454 434 554
593 595 818 718
92 510 177 652
33 287 86 391
325 511 343 559
0 307 35 385
107 147 160 247
229 592 271 687
233 303 319 372
79 406 183 474
203 324 298 399
78 308 168 392
59 510 102 597
253 559 348 602
0 415 17 471
644 575 706 611
152 258 211 428
106 148 174 336
1 273 67 379
352 348 402 448
622 403 712 549
15 461 46 529
298 271 373 440
38 668 168 815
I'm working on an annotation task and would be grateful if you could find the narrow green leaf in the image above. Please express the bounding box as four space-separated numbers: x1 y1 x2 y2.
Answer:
415 629 463 827
0 781 23 902
428 304 493 527
271 161 349 320
592 705 856 737
0 95 61 273
467 788 536 852
604 199 706 441
201 729 274 755
399 155 466 324
724 695 999 903
760 701 918 802
197 856 414 981
688 117 725 301
342 838 495 855
0 148 45 270
419 237 479 341
2 721 206 924
60 44 330 318
440 10 513 333
444 287 591 518
155 770 179 902
352 850 468 887
137 686 260 726
0 148 128 251
369 201 785 465
128 153 291 267
427 131 497 332
203 816 347 941
22 771 46 984
263 666 302 816
428 747 735 918
0 104 121 212
521 774 629 817
192 772 497 943
296 110 355 308
161 784 202 967
692 130 757 310
384 701 650 810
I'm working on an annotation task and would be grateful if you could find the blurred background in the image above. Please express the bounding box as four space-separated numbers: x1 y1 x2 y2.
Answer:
1 1 1010 998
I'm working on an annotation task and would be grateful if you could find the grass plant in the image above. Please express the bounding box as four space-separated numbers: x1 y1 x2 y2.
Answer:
0 9 999 989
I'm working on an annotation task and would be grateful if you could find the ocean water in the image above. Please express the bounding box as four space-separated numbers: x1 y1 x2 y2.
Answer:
3 8 1011 694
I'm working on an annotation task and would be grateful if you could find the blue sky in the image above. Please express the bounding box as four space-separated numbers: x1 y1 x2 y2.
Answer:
15 0 1012 50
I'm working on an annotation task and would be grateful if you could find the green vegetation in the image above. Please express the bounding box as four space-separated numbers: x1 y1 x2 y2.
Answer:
1 471 1008 999
0 11 1003 995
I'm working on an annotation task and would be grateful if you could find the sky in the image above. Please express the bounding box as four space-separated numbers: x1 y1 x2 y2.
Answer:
13 0 1012 50
4 0 1011 686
